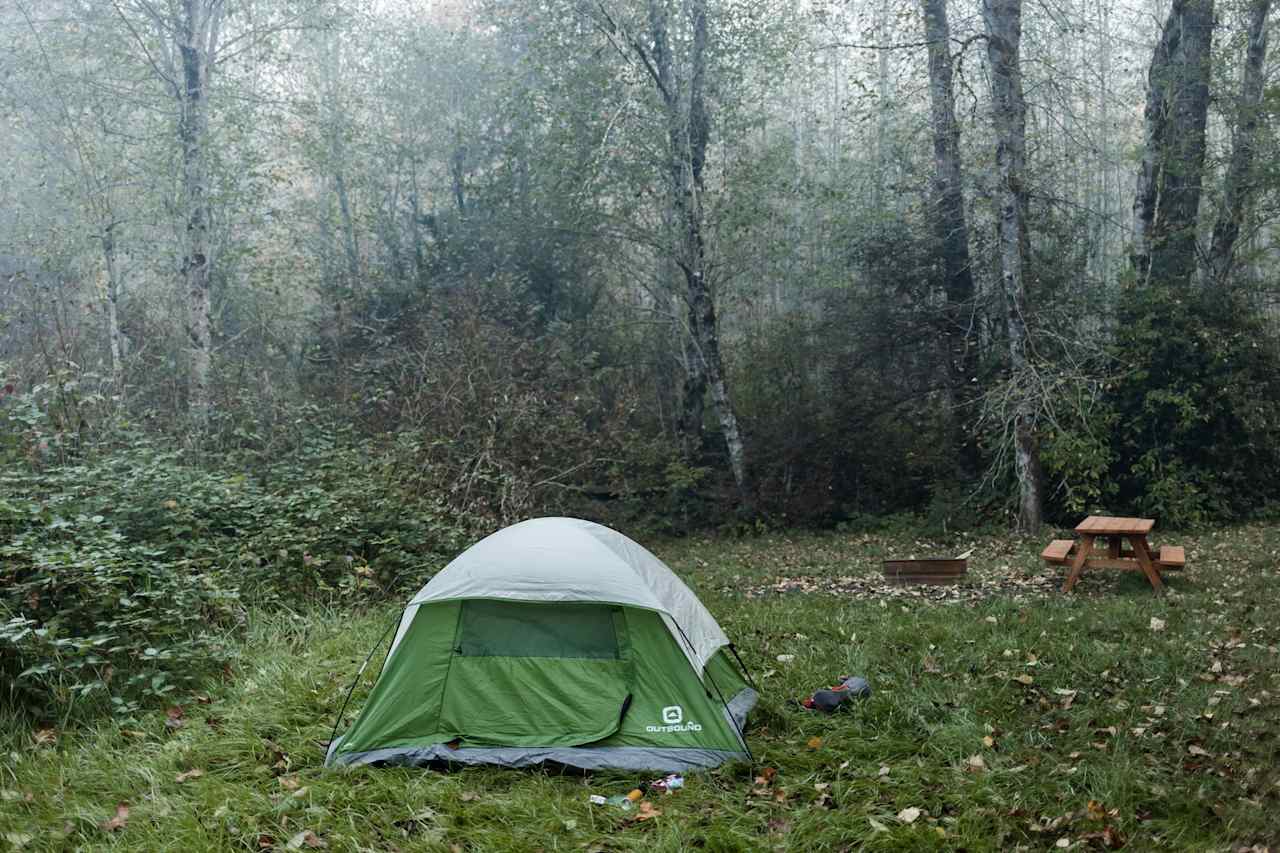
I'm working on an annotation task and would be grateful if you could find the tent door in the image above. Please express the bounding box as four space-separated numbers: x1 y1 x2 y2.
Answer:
438 601 633 748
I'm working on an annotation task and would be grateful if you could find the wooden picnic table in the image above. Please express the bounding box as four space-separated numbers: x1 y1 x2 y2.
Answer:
1041 515 1185 594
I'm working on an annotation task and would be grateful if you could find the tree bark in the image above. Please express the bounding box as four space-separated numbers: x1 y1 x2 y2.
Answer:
1207 0 1271 285
921 0 979 472
647 0 750 502
983 0 1042 532
101 222 126 397
176 0 223 424
1131 0 1215 285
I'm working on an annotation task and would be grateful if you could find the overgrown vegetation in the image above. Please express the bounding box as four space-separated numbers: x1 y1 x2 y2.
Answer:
2 528 1277 850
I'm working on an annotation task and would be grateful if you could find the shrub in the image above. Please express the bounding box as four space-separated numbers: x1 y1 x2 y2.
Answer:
1104 284 1280 526
0 409 480 719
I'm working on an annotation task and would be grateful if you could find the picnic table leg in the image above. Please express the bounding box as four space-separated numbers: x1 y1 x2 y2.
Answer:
1108 537 1120 559
1129 535 1166 594
1062 534 1094 593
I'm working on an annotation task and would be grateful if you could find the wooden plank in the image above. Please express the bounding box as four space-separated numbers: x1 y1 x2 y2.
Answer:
1074 558 1150 570
1062 533 1095 593
883 558 966 586
883 559 967 575
1075 515 1154 536
1128 534 1165 594
1156 545 1186 568
1041 539 1074 563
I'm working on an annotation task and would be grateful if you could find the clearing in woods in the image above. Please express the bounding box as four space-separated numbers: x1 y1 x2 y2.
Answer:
1 525 1278 851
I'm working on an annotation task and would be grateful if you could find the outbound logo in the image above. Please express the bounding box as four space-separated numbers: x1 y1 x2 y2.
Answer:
647 705 702 733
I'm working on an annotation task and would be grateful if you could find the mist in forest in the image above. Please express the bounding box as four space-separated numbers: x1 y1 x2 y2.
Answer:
2 0 1279 532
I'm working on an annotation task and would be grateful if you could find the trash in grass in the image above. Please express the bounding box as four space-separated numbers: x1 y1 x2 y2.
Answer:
592 778 682 809
649 773 684 793
604 795 633 809
799 675 872 712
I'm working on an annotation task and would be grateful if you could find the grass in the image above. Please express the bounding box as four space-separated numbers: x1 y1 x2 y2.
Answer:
2 523 1279 851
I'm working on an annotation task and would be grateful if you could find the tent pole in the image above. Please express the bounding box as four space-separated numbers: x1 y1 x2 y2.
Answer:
670 621 754 765
728 643 758 691
326 610 401 761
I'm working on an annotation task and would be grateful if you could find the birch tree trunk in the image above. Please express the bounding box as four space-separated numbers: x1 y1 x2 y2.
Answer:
648 0 750 502
176 0 224 423
983 0 1042 532
101 222 126 397
1131 0 1215 285
921 0 979 471
1207 0 1271 285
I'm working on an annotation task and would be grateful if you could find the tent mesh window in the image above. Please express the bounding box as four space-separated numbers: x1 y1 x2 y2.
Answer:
457 601 621 659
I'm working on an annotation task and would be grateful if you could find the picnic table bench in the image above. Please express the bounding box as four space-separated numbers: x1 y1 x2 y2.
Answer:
1041 515 1184 594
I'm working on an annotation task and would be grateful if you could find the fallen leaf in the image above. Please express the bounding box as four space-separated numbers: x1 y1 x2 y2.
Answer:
806 736 823 750
286 830 326 849
1149 617 1166 632
1188 745 1211 757
1056 838 1071 848
878 765 890 777
767 817 790 834
633 801 661 821
32 728 56 746
982 735 995 748
3 833 33 849
869 817 889 832
175 768 204 784
165 706 185 731
1086 800 1107 821
813 782 830 791
897 806 921 824
459 792 480 802
99 803 130 832
278 776 301 791
1013 674 1035 686
966 754 986 772
776 654 795 664
755 767 777 785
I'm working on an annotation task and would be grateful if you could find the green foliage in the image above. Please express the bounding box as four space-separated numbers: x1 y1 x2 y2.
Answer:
1104 284 1280 526
0 398 478 720
0 475 239 719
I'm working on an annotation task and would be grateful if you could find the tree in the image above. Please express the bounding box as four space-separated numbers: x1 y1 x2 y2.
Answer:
984 0 1043 531
921 0 979 472
1130 0 1215 286
1207 0 1272 285
112 0 225 422
601 0 751 502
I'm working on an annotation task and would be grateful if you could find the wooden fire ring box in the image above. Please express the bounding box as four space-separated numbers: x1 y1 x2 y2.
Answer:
882 558 968 586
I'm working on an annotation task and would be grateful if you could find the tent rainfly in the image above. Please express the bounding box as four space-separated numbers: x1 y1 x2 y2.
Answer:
326 517 757 772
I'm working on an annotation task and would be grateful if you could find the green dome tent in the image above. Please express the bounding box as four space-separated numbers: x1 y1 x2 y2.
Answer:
326 517 757 772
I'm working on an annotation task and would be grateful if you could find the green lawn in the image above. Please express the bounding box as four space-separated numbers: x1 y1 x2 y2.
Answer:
3 525 1278 851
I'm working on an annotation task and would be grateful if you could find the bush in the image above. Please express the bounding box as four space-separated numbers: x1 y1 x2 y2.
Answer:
0 476 240 719
0 402 480 720
1104 284 1280 525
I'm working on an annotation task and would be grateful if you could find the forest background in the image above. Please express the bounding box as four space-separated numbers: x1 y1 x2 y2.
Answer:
2 0 1280 718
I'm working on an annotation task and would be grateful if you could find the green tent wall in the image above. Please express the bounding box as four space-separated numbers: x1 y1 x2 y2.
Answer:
326 518 756 772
